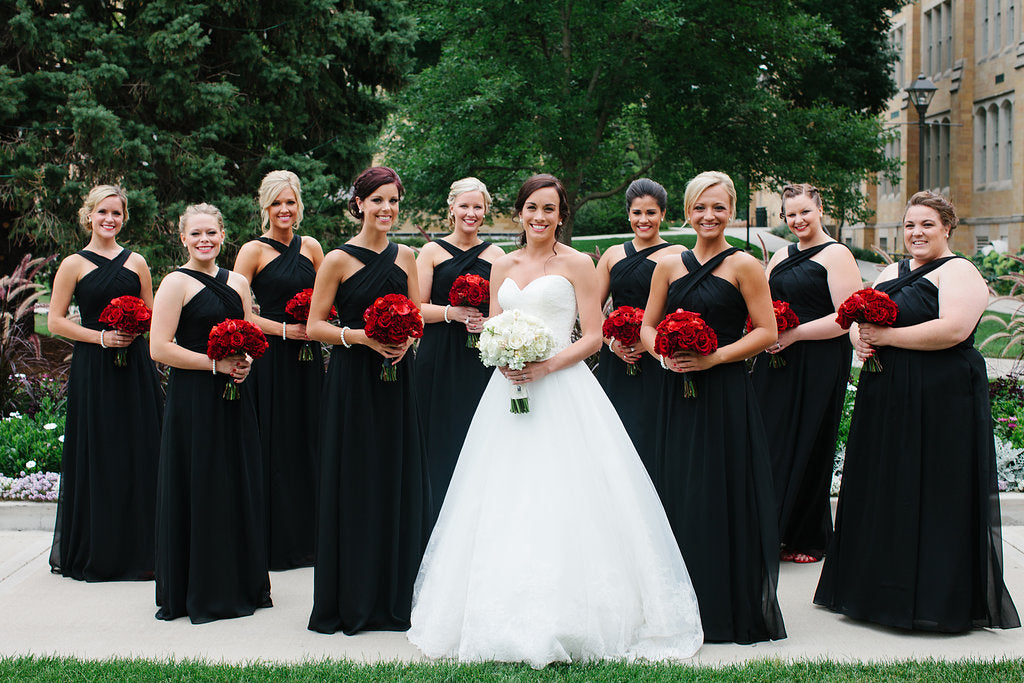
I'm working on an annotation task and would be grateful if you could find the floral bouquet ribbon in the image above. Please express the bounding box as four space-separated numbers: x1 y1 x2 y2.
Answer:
477 309 556 413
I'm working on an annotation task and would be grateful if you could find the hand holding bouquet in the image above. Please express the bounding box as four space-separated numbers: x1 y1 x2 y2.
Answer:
207 319 269 399
448 273 490 348
285 288 336 361
654 309 718 398
477 309 556 413
98 295 152 367
602 305 645 375
746 300 800 368
363 293 424 381
836 288 898 372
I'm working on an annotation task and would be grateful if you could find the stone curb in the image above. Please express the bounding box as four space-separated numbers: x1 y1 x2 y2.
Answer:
5 495 1024 532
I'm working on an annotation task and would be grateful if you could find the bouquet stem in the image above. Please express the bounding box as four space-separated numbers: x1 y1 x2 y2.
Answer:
466 332 480 349
682 372 697 399
114 349 129 368
863 355 883 372
509 382 530 414
298 341 314 362
222 381 240 400
625 361 640 376
380 358 398 382
769 353 787 369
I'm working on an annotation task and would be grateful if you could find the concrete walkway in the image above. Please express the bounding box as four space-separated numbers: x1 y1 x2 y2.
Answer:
1 501 1023 666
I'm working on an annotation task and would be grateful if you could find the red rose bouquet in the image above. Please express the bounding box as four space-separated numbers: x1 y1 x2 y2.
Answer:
602 305 645 376
448 273 490 348
363 293 424 381
285 288 336 361
836 288 899 372
98 295 152 367
746 300 800 368
207 319 269 399
654 309 718 398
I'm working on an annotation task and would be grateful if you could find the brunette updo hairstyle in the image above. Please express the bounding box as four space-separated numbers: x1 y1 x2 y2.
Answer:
625 178 667 212
513 174 569 247
78 185 129 231
347 166 404 220
905 190 959 233
779 183 822 219
683 171 737 221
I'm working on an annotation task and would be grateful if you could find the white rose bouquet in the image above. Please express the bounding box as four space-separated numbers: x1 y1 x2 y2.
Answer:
477 309 556 413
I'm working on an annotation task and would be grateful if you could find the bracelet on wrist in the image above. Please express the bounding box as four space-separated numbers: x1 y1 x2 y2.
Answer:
282 321 287 340
211 357 217 375
659 354 667 370
340 326 352 349
443 305 452 323
607 338 615 353
99 330 107 349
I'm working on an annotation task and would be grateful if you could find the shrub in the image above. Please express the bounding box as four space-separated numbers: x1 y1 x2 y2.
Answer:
0 396 65 476
974 248 1024 296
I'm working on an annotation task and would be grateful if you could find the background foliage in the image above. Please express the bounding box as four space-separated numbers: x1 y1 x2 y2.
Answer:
0 0 416 277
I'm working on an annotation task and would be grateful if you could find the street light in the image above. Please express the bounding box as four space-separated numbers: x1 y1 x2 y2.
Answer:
906 73 937 192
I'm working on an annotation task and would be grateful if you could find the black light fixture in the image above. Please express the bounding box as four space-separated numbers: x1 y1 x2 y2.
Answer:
906 73 938 191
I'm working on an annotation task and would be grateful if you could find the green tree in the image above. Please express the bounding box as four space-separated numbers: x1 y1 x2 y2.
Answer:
387 0 897 240
0 0 416 276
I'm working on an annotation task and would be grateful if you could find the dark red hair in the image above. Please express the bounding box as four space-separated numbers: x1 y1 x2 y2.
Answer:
348 166 405 219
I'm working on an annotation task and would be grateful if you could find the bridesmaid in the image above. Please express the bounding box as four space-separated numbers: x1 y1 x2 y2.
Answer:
150 203 271 623
594 178 684 478
640 171 785 644
750 183 861 564
814 191 1019 632
234 170 325 570
47 184 163 581
415 177 504 522
306 166 431 635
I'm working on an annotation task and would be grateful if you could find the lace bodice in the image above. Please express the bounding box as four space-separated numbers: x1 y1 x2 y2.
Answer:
497 275 578 353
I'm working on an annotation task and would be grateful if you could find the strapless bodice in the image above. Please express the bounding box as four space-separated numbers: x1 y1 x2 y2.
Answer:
497 275 577 352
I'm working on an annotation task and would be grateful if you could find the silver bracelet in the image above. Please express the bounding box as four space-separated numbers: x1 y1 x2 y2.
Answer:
659 354 667 370
443 305 452 323
211 357 217 375
607 338 615 353
282 321 287 340
99 330 107 349
340 326 352 349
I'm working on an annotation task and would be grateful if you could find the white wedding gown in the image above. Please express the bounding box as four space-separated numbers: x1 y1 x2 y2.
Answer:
407 274 703 667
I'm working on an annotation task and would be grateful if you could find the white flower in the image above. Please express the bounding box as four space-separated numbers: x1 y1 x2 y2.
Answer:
7 411 21 419
24 461 36 469
43 423 57 430
58 435 65 443
478 309 556 371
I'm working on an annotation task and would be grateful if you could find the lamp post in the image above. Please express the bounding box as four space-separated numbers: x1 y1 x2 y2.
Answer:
906 73 937 192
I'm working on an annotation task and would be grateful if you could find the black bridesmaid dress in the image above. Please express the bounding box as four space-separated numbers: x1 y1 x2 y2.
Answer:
249 235 323 570
49 249 163 581
414 239 493 522
814 257 1019 632
750 243 853 559
155 268 271 624
594 241 671 479
655 249 786 644
309 241 431 635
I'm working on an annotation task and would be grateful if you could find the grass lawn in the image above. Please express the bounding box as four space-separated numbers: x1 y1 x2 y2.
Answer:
2 656 1023 682
977 311 1024 359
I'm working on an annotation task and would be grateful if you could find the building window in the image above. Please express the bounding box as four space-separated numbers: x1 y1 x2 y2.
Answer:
975 97 1015 188
923 0 954 74
979 0 1016 57
880 132 902 196
890 25 905 86
922 117 950 192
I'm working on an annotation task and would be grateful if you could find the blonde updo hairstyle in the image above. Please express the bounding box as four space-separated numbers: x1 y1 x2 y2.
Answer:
446 177 492 227
78 185 129 231
258 170 304 231
905 190 959 234
178 203 225 234
683 171 737 222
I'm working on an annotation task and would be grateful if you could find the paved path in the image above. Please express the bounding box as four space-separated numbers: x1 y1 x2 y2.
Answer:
1 516 1022 666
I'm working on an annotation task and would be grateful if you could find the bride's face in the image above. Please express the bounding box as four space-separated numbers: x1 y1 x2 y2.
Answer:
518 187 561 243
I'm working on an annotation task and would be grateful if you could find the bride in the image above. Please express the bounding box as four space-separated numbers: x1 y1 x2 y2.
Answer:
407 175 703 667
